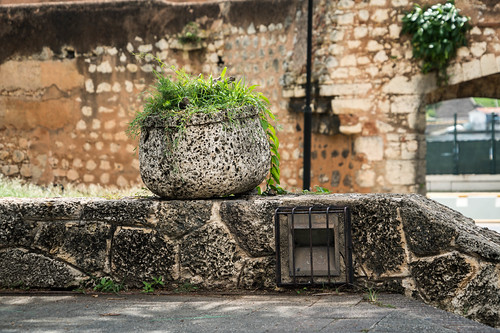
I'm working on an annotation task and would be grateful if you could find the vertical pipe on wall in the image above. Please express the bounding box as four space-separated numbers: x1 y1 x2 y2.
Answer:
491 113 496 174
453 113 459 175
303 0 313 190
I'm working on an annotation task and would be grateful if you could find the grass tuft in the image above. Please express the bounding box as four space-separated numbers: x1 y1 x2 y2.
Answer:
0 174 153 198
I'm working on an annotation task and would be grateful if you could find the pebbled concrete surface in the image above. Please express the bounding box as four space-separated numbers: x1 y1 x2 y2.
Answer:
0 293 498 333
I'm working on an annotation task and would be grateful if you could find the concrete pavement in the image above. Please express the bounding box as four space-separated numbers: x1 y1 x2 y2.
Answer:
1 293 499 332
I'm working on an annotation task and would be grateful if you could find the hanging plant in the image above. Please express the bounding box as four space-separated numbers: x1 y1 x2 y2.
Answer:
402 0 471 85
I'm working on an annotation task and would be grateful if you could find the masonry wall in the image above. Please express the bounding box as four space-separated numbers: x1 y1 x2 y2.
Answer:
1 0 500 193
1 194 499 327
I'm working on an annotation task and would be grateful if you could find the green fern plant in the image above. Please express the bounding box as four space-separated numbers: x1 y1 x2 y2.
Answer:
402 0 471 85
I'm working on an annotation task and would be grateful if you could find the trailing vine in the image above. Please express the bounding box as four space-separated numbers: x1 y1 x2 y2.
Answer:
127 54 284 195
402 0 471 85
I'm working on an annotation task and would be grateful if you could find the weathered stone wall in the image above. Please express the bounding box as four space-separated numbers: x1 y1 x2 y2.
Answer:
282 0 500 193
1 0 500 193
1 194 499 327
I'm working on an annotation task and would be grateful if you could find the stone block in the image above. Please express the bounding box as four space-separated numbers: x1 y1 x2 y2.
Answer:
0 201 37 247
219 198 279 257
386 160 415 185
34 222 111 274
462 60 482 82
340 54 357 67
349 199 406 277
338 0 355 8
454 226 500 262
470 42 487 58
447 63 464 85
85 79 94 93
399 196 459 256
12 150 25 163
156 200 213 239
0 248 85 288
111 227 177 287
18 198 83 221
389 24 402 39
456 265 500 327
366 41 384 52
331 98 372 114
372 9 389 22
339 123 362 135
354 136 384 161
81 198 156 226
376 120 394 133
337 13 354 25
356 169 376 187
411 253 471 308
370 0 387 5
401 140 419 159
373 50 389 63
354 26 368 39
480 53 498 77
180 221 242 287
238 257 275 289
382 75 436 95
390 95 422 114
320 83 372 96
2 165 19 176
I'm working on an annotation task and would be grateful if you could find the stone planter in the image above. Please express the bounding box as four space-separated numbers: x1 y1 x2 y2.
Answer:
139 106 270 199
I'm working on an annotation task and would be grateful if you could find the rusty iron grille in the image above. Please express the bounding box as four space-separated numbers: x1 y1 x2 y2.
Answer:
274 206 353 286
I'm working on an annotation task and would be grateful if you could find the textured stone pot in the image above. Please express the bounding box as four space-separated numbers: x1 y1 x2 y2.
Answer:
139 106 270 199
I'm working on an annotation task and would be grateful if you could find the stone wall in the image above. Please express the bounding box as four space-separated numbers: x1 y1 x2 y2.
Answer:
1 194 499 327
1 0 500 193
281 0 500 193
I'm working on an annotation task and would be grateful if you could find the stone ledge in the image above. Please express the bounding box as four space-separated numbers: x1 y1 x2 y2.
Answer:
0 194 499 327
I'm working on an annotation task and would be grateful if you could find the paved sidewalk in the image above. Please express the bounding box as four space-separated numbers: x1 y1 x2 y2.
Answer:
1 293 498 332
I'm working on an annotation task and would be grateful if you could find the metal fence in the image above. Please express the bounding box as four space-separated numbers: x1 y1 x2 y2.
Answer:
427 113 500 175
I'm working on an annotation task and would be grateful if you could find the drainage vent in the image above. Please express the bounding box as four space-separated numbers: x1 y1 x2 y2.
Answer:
274 206 353 286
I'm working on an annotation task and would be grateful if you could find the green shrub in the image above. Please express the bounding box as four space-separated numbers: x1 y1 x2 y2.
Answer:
402 0 471 85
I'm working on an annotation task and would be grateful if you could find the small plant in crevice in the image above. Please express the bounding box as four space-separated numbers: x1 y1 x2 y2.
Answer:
302 185 331 194
127 54 284 196
402 0 471 85
142 276 165 293
93 277 125 293
364 287 378 302
178 22 202 45
363 287 396 308
295 287 308 295
173 282 199 293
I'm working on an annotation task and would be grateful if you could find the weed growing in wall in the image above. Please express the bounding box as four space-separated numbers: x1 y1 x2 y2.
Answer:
178 22 202 45
127 54 284 194
402 0 471 85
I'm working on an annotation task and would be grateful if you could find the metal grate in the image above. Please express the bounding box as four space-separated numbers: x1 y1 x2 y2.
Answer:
274 206 353 286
